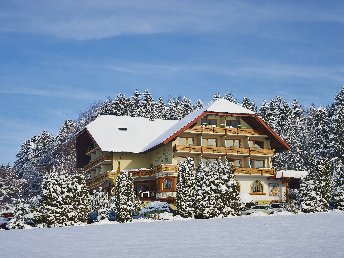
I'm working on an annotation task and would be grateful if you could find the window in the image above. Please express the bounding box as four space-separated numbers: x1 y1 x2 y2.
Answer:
201 117 217 126
202 138 217 147
226 118 240 128
201 158 217 164
225 139 241 148
163 178 173 190
177 137 194 146
249 140 264 149
251 180 263 193
228 158 242 168
250 159 265 168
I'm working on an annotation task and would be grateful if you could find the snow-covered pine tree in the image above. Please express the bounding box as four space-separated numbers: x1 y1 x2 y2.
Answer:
91 188 110 221
218 159 241 216
152 96 166 120
164 97 180 120
114 172 140 223
36 168 90 227
300 158 330 213
213 93 222 101
128 90 143 117
179 96 193 118
241 97 257 113
223 92 238 104
330 159 344 210
194 161 211 219
14 131 55 200
176 157 196 218
112 93 130 116
53 119 78 173
141 89 155 119
193 99 204 111
0 165 22 210
10 200 30 229
329 87 344 163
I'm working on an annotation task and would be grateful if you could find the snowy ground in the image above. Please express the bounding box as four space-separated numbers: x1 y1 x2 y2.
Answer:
1 212 343 258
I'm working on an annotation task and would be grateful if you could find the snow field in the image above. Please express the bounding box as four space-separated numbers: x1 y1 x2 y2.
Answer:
1 212 343 258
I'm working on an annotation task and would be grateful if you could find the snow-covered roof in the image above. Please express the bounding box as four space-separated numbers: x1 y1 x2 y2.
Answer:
144 99 254 151
84 99 274 153
86 116 177 153
206 99 255 114
275 170 308 179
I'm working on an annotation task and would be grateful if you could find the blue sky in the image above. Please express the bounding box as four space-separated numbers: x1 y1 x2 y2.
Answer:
1 0 344 164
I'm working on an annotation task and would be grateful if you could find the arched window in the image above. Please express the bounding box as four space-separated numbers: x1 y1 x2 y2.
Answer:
163 178 173 190
251 180 263 193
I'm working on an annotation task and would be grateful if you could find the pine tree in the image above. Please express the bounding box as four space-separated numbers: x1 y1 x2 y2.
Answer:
176 157 196 218
241 97 257 112
223 92 238 103
193 99 204 111
10 200 30 229
36 169 90 227
329 87 344 162
331 159 344 210
194 161 212 219
218 159 241 216
91 188 110 221
300 159 330 213
114 172 140 223
128 90 143 117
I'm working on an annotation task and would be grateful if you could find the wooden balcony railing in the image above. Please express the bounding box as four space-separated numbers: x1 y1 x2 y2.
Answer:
129 164 178 178
185 126 260 136
86 171 117 189
234 168 275 176
174 145 273 155
84 154 113 171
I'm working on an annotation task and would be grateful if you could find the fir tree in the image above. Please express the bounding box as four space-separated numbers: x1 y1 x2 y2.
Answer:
331 159 344 210
218 159 241 216
10 200 30 229
36 168 90 227
223 92 238 103
241 97 257 112
176 157 196 218
91 188 110 221
114 172 140 223
194 161 212 219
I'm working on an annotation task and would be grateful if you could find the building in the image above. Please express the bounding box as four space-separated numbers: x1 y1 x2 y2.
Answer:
76 99 292 205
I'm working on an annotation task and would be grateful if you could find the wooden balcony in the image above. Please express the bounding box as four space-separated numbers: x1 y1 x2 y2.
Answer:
185 126 259 136
174 145 253 155
234 168 275 176
84 154 112 171
250 148 275 156
129 164 178 178
86 171 117 189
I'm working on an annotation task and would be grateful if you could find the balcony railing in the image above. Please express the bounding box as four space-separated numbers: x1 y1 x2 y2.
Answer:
234 167 275 176
129 164 178 178
84 154 112 171
185 126 260 136
175 145 274 156
86 171 117 189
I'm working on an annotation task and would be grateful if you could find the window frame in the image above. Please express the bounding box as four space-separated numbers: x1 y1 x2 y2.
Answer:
251 180 264 194
225 139 241 148
177 137 194 146
202 138 217 147
250 159 265 169
163 178 173 190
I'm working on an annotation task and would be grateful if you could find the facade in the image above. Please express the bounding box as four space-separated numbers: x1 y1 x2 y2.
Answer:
76 99 292 205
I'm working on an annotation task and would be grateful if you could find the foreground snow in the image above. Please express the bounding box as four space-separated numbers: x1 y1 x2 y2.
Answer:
2 212 344 257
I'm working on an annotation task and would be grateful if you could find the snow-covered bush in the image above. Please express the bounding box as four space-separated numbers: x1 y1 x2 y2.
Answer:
139 201 172 219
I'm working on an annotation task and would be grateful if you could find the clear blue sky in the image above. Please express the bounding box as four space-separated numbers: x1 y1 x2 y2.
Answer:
1 0 344 164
